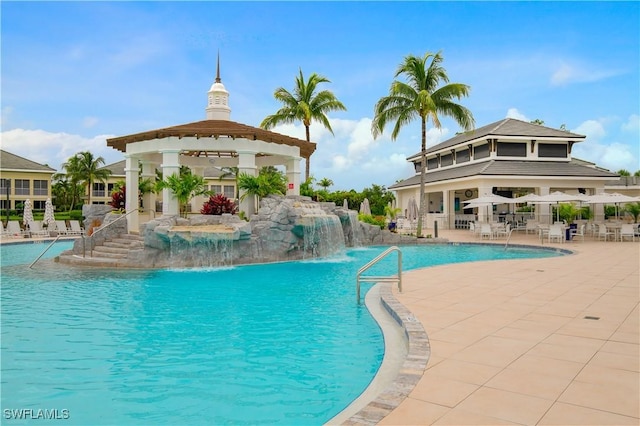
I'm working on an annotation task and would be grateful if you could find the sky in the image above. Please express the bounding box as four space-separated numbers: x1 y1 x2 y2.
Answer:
1 1 639 191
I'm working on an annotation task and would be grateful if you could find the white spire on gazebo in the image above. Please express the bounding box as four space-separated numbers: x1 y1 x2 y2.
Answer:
205 51 231 120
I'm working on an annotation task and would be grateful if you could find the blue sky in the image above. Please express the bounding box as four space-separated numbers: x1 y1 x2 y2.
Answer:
2 1 639 190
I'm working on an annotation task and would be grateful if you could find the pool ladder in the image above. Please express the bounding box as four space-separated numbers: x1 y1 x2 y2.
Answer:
356 246 402 304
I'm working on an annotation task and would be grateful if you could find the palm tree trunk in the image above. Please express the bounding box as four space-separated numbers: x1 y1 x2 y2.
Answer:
305 125 311 181
86 181 91 205
416 117 427 237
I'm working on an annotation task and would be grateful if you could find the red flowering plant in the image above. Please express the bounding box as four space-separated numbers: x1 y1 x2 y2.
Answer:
200 193 237 215
110 185 126 211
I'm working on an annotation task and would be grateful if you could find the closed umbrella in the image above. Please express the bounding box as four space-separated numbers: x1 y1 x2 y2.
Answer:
22 199 34 225
43 198 56 228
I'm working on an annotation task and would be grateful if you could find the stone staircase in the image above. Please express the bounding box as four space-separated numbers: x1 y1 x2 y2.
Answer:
58 233 146 268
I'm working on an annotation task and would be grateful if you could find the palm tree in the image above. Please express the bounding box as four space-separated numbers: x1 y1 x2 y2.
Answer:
617 169 631 176
318 177 333 190
62 151 111 205
156 173 210 218
372 52 474 237
260 69 347 181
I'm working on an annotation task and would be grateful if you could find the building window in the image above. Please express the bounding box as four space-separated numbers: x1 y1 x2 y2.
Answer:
440 154 453 167
0 179 10 196
474 144 490 159
34 200 46 210
108 183 116 194
14 179 30 196
538 143 568 158
427 157 439 170
210 185 222 194
223 185 235 199
33 180 48 196
497 142 527 157
93 182 106 198
0 200 10 210
414 162 422 173
456 150 470 163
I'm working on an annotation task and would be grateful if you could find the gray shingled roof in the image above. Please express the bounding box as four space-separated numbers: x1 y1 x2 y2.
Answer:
101 160 231 179
0 150 56 172
408 118 585 158
389 159 619 189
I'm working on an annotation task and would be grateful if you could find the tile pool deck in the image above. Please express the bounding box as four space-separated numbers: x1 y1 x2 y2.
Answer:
374 230 639 425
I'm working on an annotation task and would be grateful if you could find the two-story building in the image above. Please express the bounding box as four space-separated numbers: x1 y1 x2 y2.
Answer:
389 118 621 228
0 150 56 213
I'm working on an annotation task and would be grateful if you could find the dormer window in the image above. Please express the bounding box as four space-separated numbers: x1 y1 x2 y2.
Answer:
497 142 526 157
538 143 568 158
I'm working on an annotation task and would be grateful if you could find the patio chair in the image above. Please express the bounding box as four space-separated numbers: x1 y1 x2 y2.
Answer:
479 223 492 240
55 220 71 236
597 224 616 242
619 224 636 242
525 220 539 234
28 221 50 238
68 220 85 236
548 224 564 243
495 223 511 239
570 224 586 242
5 220 29 238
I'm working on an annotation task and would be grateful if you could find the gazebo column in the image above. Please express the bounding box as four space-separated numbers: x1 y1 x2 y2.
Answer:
237 150 257 215
124 155 140 233
285 157 301 196
160 149 181 216
140 160 157 218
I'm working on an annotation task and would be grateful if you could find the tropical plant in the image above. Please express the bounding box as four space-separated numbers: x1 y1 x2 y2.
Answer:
318 177 333 190
357 213 386 229
384 205 402 220
372 51 474 237
557 203 583 223
617 169 631 176
260 69 347 181
110 185 126 211
51 173 84 212
299 176 316 197
201 194 237 215
237 170 287 202
634 170 640 177
624 202 640 222
156 172 210 218
360 184 396 216
61 151 111 205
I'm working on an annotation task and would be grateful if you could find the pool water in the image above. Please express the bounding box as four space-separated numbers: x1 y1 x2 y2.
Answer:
1 243 560 425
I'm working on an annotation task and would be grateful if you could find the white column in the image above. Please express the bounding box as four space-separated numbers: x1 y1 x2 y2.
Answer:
442 190 453 229
538 186 551 224
160 149 181 216
285 157 301 196
140 160 157 217
237 151 257 215
124 155 140 233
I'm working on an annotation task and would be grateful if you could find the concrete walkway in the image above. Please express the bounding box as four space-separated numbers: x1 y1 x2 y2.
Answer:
379 230 639 425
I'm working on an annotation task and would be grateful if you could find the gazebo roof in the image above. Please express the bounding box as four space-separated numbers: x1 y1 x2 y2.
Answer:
107 119 316 159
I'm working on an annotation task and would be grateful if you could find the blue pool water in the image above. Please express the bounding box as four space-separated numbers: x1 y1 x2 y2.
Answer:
1 242 561 425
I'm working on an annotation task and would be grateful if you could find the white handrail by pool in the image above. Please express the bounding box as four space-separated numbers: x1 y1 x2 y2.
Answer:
356 246 402 304
83 208 139 258
29 235 63 269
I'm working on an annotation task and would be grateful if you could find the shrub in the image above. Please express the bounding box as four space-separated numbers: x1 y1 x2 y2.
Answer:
110 185 126 211
358 213 386 229
201 194 237 215
69 210 83 221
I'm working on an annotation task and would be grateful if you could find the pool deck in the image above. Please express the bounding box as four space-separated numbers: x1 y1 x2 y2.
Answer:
377 229 639 425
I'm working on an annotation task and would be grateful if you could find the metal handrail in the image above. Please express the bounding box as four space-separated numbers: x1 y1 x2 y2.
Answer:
83 208 139 258
356 246 402 304
29 234 64 269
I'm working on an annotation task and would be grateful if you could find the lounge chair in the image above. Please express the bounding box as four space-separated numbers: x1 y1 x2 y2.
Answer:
28 221 50 238
68 220 85 236
55 220 71 236
5 220 29 238
479 223 492 240
619 224 636 242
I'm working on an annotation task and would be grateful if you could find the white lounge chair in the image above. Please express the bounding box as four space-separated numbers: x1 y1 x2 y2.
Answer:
55 220 71 236
5 220 29 238
68 220 85 236
28 221 50 238
619 224 636 242
479 223 492 240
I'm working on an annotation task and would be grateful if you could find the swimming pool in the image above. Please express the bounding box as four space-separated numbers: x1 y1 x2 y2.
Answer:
1 243 561 425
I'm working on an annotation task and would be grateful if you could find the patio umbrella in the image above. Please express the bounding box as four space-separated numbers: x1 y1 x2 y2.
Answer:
43 198 55 228
526 191 589 222
407 198 418 221
582 192 640 220
22 199 34 225
342 199 349 210
463 193 513 205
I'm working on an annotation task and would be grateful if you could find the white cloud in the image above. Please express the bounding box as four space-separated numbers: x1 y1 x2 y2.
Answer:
550 61 622 86
621 114 640 133
573 141 637 172
1 129 122 171
573 120 606 141
506 108 529 121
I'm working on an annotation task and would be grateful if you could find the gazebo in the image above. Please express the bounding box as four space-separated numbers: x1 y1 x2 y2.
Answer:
106 58 316 233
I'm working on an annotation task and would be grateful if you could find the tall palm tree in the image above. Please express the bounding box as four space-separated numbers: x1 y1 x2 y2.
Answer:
318 177 333 190
372 52 474 237
62 151 111 206
260 69 347 181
